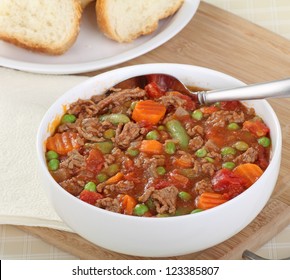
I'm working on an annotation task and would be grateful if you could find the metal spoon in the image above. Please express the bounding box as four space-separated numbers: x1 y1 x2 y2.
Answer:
109 74 290 104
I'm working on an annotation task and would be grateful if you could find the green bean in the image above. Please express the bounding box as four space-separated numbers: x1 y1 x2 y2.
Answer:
126 148 139 157
61 114 76 124
192 109 203 120
146 130 159 140
165 141 176 154
178 191 192 202
96 173 108 183
205 156 214 163
258 136 271 147
222 162 236 170
156 166 166 175
221 146 236 156
195 148 207 158
227 122 240 130
233 141 249 151
84 182 97 192
133 204 149 216
103 129 115 139
99 113 130 124
165 119 190 149
96 141 113 154
191 209 203 214
48 159 59 171
46 150 59 160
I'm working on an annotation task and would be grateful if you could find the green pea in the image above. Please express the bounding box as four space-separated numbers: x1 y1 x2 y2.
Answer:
48 159 59 171
222 162 236 170
205 156 214 163
84 182 96 192
214 102 221 108
61 114 76 124
46 150 59 160
156 166 166 175
178 191 192 202
96 141 113 154
192 109 203 120
133 204 149 216
233 141 249 151
195 148 207 158
165 141 176 154
221 146 236 156
96 173 108 183
258 136 271 147
103 129 115 139
227 122 240 130
105 164 119 176
191 209 203 214
146 130 159 140
157 125 165 131
126 148 139 157
99 113 130 124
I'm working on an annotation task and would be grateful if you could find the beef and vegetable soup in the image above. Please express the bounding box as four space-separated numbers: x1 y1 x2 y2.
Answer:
45 77 271 217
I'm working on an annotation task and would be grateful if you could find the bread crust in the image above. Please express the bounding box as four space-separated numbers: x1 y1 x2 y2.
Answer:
0 0 83 55
96 0 184 42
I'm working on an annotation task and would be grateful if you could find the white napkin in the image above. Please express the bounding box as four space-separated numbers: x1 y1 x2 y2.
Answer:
0 67 88 232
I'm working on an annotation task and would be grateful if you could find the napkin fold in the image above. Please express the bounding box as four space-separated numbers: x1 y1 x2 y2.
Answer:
0 67 88 232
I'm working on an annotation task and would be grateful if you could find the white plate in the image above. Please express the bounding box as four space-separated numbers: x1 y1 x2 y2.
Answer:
0 0 200 75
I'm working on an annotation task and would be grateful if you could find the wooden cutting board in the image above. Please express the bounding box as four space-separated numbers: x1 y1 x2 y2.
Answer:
19 1 290 259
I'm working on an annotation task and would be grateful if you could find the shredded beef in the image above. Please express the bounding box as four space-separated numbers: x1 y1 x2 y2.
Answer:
92 88 147 114
68 99 101 118
234 147 258 165
151 186 179 214
95 198 121 213
60 177 85 196
77 118 113 142
138 187 155 203
102 180 135 195
185 124 204 137
194 179 213 195
158 94 186 109
60 150 85 171
189 135 204 151
134 154 165 178
205 110 245 127
114 122 141 149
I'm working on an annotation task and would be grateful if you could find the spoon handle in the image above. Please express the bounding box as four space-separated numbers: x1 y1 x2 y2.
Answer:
199 78 290 104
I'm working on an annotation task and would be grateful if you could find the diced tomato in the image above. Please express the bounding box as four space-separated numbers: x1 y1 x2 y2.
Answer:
220 101 240 111
79 190 103 205
153 179 172 190
145 82 165 98
243 120 270 137
86 148 104 174
212 168 247 199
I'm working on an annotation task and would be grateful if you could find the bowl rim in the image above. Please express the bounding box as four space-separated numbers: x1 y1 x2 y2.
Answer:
36 63 282 223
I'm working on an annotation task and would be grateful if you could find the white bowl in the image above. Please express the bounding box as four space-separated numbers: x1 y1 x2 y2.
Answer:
36 63 282 257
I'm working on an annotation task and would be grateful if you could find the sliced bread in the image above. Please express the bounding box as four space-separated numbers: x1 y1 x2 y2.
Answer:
0 0 83 55
96 0 184 43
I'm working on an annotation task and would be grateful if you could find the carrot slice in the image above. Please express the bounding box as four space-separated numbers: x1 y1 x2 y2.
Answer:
196 192 229 210
139 140 163 155
233 163 263 188
132 100 166 125
120 194 137 215
46 132 80 155
105 172 124 184
173 157 193 168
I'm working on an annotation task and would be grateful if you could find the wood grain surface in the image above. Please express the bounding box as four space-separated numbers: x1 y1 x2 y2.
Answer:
19 1 290 259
